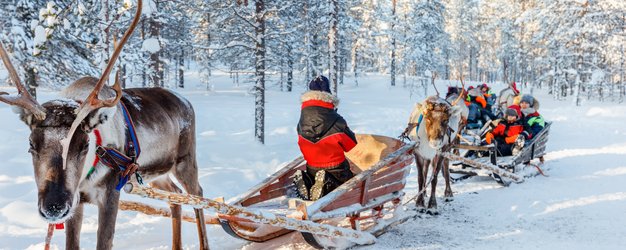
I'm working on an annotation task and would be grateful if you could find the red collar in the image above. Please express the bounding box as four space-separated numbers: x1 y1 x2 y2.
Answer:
302 100 334 109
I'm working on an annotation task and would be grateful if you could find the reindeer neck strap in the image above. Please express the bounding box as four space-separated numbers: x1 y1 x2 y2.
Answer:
86 102 143 191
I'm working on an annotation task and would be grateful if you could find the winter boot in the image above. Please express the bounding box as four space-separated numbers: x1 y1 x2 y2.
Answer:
309 170 326 201
292 170 310 200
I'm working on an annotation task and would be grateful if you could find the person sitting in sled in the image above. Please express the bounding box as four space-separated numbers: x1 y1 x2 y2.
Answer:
483 106 529 156
519 94 545 141
465 86 495 129
293 75 358 201
479 83 497 107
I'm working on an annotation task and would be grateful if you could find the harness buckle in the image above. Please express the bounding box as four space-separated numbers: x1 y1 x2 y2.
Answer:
96 146 107 159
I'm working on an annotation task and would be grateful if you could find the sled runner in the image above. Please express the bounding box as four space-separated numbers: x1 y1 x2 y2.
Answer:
217 134 415 248
449 122 552 185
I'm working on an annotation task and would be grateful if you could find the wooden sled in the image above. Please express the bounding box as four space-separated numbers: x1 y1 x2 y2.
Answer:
217 134 415 248
449 122 552 185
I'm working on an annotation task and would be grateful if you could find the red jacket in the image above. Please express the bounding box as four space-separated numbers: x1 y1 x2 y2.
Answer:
297 91 357 168
490 120 525 144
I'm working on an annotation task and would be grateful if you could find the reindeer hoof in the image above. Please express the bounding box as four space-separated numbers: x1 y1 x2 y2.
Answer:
413 206 427 213
444 196 454 202
426 208 440 215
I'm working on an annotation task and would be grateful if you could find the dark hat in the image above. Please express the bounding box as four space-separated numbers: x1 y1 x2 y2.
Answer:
505 108 519 118
309 75 331 93
520 94 534 106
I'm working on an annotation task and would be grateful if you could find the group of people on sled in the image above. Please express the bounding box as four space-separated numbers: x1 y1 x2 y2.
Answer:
464 82 546 157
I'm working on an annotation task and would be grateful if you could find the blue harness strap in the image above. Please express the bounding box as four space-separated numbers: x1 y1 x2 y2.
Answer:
92 102 143 191
120 102 141 158
415 114 423 134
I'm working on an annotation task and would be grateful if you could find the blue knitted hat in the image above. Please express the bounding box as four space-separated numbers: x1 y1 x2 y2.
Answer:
520 94 534 106
309 75 331 93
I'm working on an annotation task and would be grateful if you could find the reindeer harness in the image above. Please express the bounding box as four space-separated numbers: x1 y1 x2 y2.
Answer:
86 102 143 190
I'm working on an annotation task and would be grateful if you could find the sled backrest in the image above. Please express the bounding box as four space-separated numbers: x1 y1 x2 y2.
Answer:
346 134 405 174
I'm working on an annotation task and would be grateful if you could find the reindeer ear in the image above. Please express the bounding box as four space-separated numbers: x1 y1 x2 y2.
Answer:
81 106 116 133
12 106 37 128
416 103 423 112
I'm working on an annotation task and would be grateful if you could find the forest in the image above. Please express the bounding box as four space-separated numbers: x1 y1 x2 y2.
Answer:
1 0 624 143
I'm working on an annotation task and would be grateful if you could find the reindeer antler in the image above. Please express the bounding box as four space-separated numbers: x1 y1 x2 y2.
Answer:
451 76 466 106
0 43 47 121
62 0 142 169
431 72 439 96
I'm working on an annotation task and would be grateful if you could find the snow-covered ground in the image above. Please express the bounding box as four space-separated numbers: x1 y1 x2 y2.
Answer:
1 73 625 249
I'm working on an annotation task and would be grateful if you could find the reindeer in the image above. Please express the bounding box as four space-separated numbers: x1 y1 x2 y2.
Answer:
0 1 209 249
402 83 467 214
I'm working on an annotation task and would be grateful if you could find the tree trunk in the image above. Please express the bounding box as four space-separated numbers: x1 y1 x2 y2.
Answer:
149 1 161 87
618 44 624 103
502 58 508 84
24 66 37 99
329 0 339 94
141 19 147 87
444 50 450 80
178 49 184 88
390 0 397 87
304 0 312 81
120 64 126 89
339 56 345 86
287 46 293 92
352 44 359 86
254 0 266 144
205 12 212 91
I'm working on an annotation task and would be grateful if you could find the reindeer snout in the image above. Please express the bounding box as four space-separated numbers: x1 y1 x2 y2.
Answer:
39 201 71 221
39 184 72 221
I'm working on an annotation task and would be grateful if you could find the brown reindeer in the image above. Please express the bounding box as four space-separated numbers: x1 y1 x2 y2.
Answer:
0 1 209 249
403 84 467 214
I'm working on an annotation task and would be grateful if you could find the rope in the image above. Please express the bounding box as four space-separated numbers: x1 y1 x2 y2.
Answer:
403 169 435 206
441 152 524 183
44 224 54 250
529 163 549 177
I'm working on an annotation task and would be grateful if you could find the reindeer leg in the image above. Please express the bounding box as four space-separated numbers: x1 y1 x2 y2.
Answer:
193 207 209 250
97 185 120 250
414 153 426 212
427 156 442 215
150 177 183 250
65 202 84 249
443 157 454 201
174 159 210 250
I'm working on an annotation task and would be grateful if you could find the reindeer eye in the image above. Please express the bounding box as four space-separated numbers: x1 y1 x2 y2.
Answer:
81 142 90 152
28 141 35 154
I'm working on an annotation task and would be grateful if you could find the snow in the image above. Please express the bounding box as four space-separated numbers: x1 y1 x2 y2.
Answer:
141 38 161 53
33 25 46 55
142 0 157 16
1 74 626 249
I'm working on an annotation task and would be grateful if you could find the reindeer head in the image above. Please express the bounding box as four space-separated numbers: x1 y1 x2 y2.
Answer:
0 0 141 223
417 93 464 150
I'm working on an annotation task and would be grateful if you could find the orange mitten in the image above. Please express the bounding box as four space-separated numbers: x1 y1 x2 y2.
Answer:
485 132 494 144
505 134 519 144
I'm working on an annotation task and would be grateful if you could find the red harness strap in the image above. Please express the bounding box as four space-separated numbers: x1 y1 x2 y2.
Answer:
92 129 103 167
